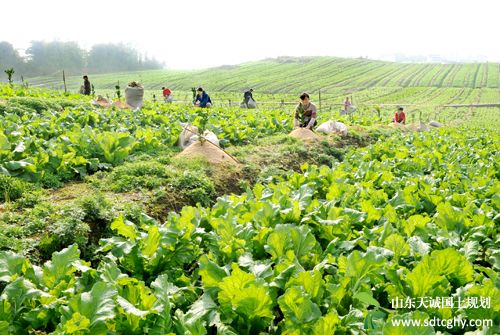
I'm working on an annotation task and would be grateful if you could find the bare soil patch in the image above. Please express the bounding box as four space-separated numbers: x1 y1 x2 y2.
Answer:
289 128 320 141
177 141 239 165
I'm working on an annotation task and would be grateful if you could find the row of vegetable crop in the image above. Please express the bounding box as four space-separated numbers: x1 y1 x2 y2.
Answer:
2 85 406 185
1 128 498 334
0 93 291 184
1 84 498 186
175 87 498 107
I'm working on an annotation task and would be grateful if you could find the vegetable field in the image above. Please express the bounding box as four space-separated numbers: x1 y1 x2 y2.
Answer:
1 126 498 334
0 85 290 185
0 56 499 335
19 57 500 130
22 57 500 91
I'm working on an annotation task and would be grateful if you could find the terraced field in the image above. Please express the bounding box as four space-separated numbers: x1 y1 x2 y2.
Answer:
0 57 499 334
23 56 499 92
20 57 499 127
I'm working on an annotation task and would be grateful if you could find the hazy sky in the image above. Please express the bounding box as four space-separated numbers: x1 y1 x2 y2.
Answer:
3 0 499 69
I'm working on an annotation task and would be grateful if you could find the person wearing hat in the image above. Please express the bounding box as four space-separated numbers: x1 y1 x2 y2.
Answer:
193 87 212 108
393 106 406 124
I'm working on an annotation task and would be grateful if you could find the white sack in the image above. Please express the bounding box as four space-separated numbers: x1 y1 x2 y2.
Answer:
179 123 219 149
247 99 256 109
429 120 443 128
316 120 348 135
125 86 144 109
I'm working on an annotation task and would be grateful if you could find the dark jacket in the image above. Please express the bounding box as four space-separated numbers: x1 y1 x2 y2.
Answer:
194 92 212 107
83 79 91 95
244 90 254 104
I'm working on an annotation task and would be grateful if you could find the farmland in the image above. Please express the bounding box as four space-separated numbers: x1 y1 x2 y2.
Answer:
0 57 499 335
23 57 500 92
21 56 500 129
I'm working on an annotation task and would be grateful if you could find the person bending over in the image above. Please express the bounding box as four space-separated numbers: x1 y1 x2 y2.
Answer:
393 106 406 124
162 86 173 103
194 87 212 108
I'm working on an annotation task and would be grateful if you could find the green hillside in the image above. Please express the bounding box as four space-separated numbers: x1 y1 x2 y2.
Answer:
25 56 500 93
19 57 500 114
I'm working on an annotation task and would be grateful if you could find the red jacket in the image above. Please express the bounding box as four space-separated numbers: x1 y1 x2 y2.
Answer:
394 111 406 124
163 88 171 97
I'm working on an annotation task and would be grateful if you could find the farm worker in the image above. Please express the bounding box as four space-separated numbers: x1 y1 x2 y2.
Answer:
393 106 406 124
243 89 256 107
193 87 212 108
82 75 91 95
243 89 254 104
294 92 317 129
343 96 351 113
162 87 173 103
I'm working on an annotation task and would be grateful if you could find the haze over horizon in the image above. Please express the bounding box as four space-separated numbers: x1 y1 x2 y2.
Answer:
3 0 499 69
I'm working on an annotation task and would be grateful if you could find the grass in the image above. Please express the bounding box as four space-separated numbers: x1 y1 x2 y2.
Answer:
0 175 33 202
0 126 386 262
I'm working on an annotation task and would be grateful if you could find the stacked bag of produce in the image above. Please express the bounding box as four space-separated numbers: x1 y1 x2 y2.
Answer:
125 81 144 109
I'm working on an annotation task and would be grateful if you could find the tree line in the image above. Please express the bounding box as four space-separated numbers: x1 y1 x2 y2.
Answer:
0 41 163 78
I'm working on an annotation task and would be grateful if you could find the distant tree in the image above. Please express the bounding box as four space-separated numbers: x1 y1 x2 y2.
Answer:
25 41 86 76
141 55 163 70
88 43 163 73
1 40 163 77
88 43 136 73
0 42 25 77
